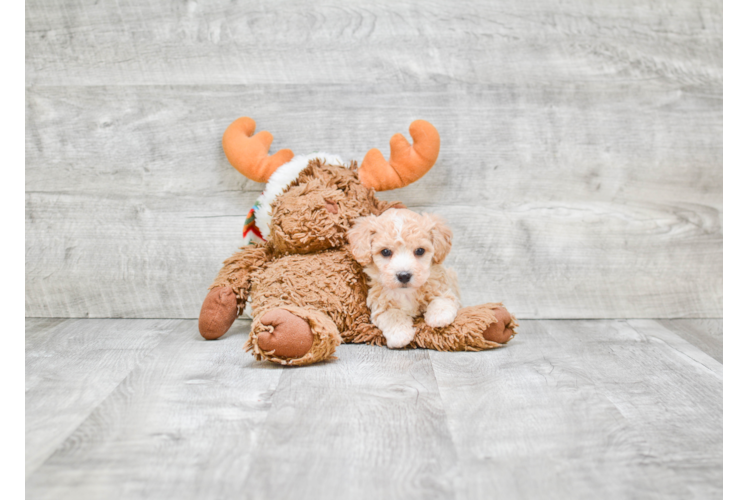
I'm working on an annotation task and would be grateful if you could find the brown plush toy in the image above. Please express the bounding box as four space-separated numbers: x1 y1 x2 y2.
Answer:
199 117 518 366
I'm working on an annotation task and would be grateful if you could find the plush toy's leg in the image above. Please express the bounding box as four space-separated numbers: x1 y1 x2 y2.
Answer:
411 303 518 351
199 287 239 340
343 318 387 346
198 245 270 340
481 306 518 344
245 306 342 366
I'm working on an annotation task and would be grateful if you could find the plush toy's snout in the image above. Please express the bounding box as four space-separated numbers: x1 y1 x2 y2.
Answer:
269 186 346 254
324 199 338 214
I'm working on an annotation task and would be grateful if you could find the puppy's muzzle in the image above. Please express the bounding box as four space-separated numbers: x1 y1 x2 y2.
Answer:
396 272 412 284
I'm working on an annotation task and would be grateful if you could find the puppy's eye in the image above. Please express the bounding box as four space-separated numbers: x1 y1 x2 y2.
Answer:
380 249 392 257
414 248 425 256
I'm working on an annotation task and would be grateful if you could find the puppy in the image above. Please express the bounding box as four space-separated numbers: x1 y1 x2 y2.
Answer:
347 208 461 348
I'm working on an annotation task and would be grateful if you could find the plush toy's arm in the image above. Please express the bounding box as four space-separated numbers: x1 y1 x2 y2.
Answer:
199 244 273 340
209 244 273 312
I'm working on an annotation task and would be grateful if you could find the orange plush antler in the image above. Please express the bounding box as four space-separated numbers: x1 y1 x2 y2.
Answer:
358 120 440 191
222 117 294 182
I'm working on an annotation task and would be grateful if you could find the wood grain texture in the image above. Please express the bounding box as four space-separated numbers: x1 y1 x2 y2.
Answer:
26 0 722 88
26 319 283 499
656 319 722 362
25 319 174 476
26 318 722 499
429 319 722 499
26 85 721 205
24 189 721 319
26 318 68 340
243 346 457 499
25 84 722 319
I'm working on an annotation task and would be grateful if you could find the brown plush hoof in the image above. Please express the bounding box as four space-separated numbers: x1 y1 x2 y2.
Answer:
257 309 314 359
482 307 517 344
199 287 238 340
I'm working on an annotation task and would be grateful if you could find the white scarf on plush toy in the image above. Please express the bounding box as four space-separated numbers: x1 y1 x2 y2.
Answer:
243 152 345 243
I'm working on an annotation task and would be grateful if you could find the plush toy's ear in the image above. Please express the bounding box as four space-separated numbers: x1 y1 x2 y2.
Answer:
222 117 295 182
358 120 440 191
424 213 453 265
347 215 377 266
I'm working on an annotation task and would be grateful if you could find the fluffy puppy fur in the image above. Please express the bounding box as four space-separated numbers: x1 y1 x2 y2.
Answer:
348 208 461 348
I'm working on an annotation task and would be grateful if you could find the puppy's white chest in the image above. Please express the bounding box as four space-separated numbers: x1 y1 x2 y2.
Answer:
388 289 420 316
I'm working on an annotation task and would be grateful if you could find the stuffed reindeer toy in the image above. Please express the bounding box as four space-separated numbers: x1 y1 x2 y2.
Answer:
198 117 517 366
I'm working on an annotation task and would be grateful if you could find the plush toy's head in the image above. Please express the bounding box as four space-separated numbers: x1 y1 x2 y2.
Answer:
221 117 441 253
267 159 398 254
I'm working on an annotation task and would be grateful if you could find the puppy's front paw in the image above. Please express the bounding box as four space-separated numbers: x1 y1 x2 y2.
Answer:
383 324 416 349
425 300 458 328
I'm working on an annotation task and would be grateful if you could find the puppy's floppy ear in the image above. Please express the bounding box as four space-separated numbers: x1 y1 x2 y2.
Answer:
347 215 377 266
424 213 453 264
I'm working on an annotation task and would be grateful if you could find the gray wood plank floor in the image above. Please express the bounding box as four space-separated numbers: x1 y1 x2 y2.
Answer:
25 318 722 499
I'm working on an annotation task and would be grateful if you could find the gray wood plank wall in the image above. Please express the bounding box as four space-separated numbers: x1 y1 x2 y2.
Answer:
25 0 722 319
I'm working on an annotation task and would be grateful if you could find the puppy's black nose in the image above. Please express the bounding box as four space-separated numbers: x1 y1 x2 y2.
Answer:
396 272 412 284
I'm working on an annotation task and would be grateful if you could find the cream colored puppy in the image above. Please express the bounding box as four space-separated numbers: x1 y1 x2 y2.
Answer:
347 208 460 348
